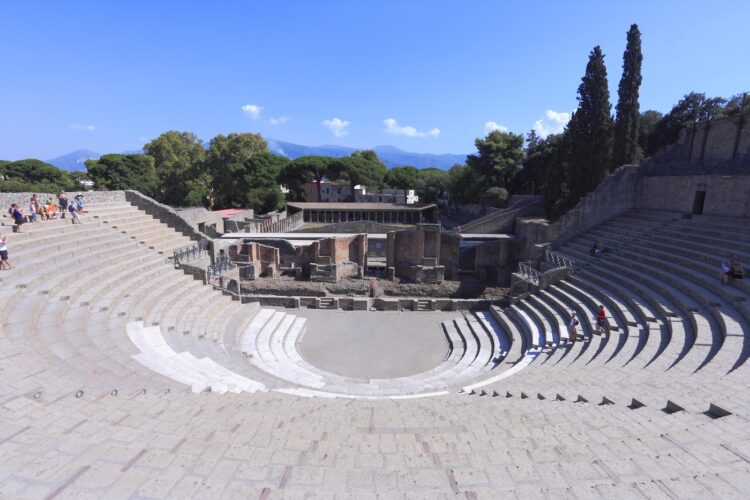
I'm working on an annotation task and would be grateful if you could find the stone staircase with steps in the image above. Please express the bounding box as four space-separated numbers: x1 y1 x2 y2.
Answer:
2 201 750 496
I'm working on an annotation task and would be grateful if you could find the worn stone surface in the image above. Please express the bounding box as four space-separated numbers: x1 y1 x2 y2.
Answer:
296 309 450 379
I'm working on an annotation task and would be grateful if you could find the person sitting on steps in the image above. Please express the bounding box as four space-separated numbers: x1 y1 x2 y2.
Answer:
590 240 602 257
730 260 745 280
721 261 732 285
722 259 745 285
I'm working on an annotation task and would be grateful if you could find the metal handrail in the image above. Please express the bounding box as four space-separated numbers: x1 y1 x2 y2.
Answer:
173 238 209 265
545 246 575 271
207 253 235 282
517 261 541 286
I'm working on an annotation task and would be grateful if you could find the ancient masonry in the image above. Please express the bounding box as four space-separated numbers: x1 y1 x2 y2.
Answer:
1 122 750 497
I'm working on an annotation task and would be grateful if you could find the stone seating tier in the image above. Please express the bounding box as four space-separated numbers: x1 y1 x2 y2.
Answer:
2 202 750 495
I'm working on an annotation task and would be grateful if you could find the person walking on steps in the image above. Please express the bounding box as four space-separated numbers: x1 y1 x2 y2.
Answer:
0 235 10 270
569 311 579 341
58 191 68 219
68 200 81 224
595 305 607 335
10 204 24 233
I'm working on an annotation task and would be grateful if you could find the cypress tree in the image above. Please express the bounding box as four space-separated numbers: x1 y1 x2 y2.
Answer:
613 24 643 168
568 46 613 202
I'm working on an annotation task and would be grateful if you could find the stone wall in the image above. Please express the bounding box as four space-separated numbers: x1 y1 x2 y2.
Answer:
124 190 207 244
473 238 523 285
307 234 367 282
295 220 405 234
386 224 444 283
645 115 750 166
636 173 750 217
439 233 461 280
228 241 280 280
176 207 226 235
460 196 544 234
0 190 126 209
515 165 641 258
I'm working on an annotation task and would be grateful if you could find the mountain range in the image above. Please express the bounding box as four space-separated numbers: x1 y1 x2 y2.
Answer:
47 141 468 172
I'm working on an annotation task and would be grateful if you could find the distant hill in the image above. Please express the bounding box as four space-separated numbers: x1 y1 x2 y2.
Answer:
47 142 468 172
47 150 100 171
268 140 466 170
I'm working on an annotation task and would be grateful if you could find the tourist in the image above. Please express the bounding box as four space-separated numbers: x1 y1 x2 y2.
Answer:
29 195 39 222
75 193 86 214
9 204 24 233
46 199 58 219
58 191 68 219
69 200 81 224
0 235 10 270
590 240 602 257
730 260 745 281
595 305 606 335
569 311 579 341
721 261 732 285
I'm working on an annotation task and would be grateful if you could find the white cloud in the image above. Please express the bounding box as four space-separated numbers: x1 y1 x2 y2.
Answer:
71 124 95 131
484 121 508 134
383 118 440 138
322 118 350 137
533 109 571 138
139 136 150 143
241 104 263 119
269 116 289 125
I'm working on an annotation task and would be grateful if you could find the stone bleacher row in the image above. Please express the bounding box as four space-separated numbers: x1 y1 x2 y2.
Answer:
2 202 750 495
1 201 513 402
3 202 749 410
461 208 750 419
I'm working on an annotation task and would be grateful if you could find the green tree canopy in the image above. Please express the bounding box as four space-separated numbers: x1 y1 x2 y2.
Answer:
418 168 449 204
335 154 387 192
86 154 158 195
143 131 207 206
351 149 384 166
465 130 525 189
207 132 268 206
447 164 481 205
718 92 749 118
0 159 76 193
638 110 663 155
613 24 643 168
385 166 421 190
482 186 509 207
567 45 614 201
279 156 340 201
212 152 287 212
643 92 726 156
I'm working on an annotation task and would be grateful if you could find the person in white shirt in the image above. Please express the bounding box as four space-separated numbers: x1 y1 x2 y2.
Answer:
568 311 579 340
0 235 11 270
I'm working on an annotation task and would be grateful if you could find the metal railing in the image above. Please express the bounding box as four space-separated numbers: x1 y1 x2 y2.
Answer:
207 253 235 282
545 247 575 272
172 238 209 265
517 261 541 286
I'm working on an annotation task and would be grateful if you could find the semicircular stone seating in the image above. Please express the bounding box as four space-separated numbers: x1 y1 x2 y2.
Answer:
0 201 514 401
462 208 750 419
4 201 750 496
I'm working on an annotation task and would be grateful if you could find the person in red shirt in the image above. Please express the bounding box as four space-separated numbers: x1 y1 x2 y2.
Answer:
596 305 606 335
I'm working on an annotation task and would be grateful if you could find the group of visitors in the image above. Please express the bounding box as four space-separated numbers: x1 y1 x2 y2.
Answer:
7 192 85 233
568 305 608 339
721 259 745 285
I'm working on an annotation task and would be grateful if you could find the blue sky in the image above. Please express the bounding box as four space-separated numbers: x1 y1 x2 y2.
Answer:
1 0 748 160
